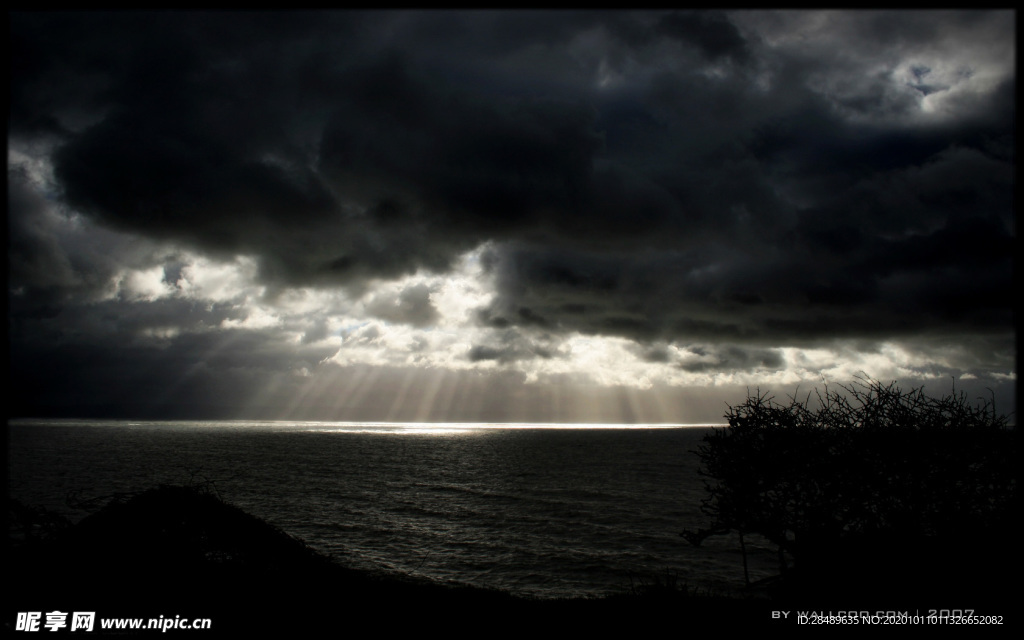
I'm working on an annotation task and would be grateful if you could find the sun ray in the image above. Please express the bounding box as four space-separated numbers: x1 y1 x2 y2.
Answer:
412 367 447 423
326 365 382 419
150 330 246 414
276 364 336 420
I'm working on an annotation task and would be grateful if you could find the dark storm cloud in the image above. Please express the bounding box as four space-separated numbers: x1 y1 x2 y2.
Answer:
316 54 604 240
620 341 785 373
9 10 1015 354
677 345 784 374
363 282 440 328
653 10 752 64
9 166 79 293
467 329 565 364
8 164 179 313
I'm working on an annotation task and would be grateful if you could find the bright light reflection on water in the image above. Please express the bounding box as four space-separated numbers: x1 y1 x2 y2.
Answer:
297 422 710 435
8 419 724 436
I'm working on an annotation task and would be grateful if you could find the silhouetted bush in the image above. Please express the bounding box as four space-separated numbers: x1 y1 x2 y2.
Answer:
685 377 1016 603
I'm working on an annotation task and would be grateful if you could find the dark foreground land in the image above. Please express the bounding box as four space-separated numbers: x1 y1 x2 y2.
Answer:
7 485 1017 635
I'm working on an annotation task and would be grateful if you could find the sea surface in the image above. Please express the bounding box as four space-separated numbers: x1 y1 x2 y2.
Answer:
8 420 782 598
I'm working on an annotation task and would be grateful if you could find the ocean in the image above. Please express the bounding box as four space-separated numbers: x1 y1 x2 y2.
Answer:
8 420 782 598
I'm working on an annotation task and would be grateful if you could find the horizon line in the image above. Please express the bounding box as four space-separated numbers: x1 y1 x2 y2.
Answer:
8 417 728 429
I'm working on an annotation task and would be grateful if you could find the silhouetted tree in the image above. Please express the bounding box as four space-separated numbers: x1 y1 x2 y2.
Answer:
684 377 1016 600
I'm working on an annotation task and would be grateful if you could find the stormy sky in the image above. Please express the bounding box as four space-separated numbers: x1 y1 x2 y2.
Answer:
8 10 1015 422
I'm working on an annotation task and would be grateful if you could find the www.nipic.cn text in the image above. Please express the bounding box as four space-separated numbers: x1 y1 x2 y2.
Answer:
15 612 212 633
